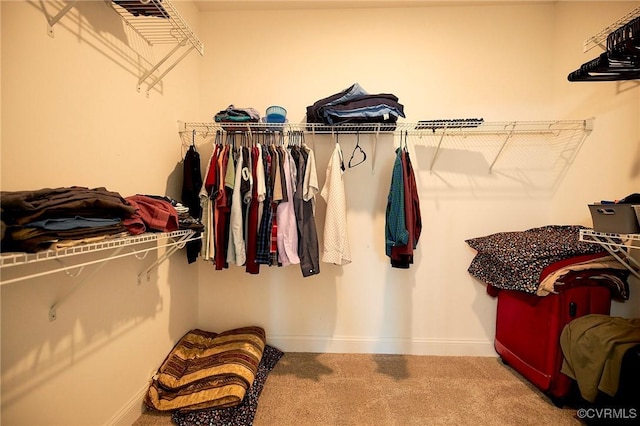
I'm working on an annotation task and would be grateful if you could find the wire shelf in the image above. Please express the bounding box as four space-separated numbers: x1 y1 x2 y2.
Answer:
111 0 204 55
580 229 640 248
583 6 640 52
0 230 195 270
46 0 204 95
579 229 640 280
179 119 591 136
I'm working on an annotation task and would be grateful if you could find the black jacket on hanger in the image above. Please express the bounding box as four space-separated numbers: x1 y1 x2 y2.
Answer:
182 145 203 263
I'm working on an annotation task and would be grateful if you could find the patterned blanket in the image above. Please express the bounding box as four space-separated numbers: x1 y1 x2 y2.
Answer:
145 326 266 413
466 225 607 294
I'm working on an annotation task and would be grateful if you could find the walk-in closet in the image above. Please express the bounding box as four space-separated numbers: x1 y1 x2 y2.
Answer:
1 1 639 425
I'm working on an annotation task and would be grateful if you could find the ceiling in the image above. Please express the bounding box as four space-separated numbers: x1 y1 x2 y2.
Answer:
192 0 553 12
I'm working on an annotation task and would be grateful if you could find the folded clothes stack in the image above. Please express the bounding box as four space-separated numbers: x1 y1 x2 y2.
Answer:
214 105 261 131
306 83 405 130
0 188 202 253
1 186 134 252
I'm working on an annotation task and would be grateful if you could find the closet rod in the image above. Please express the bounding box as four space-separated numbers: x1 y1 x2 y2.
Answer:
178 119 592 136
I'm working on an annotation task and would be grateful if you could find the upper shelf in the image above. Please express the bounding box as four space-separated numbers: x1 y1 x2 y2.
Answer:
179 119 593 136
179 119 594 176
111 1 204 56
46 0 204 96
583 6 640 52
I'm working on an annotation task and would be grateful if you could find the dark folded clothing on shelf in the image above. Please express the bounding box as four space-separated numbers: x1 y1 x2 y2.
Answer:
1 186 135 226
113 0 168 18
306 83 405 130
2 221 127 253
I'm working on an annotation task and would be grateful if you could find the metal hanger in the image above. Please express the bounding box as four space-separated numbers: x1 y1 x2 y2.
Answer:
348 132 367 168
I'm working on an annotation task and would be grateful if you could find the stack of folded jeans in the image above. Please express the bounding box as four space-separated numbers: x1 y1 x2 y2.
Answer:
306 83 405 130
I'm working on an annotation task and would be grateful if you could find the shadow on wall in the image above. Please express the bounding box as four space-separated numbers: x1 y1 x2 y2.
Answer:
31 0 166 95
0 249 166 413
409 127 590 197
299 128 590 200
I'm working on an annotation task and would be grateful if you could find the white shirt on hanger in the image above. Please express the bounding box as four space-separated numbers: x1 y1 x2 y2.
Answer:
320 142 352 265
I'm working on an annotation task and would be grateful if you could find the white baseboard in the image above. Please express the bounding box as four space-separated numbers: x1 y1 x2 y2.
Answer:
105 383 148 426
267 334 497 357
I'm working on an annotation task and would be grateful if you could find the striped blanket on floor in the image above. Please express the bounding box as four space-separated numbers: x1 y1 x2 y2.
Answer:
145 326 266 413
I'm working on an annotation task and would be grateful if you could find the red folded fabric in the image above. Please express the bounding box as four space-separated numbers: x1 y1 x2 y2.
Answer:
123 195 179 235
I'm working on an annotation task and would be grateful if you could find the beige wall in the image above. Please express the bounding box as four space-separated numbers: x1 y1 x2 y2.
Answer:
193 1 640 354
549 2 640 317
1 1 201 425
1 1 639 425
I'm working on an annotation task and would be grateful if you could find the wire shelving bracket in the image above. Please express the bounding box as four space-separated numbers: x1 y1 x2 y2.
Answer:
579 229 640 280
44 0 204 96
582 6 640 52
178 118 594 175
0 230 200 321
1 229 199 280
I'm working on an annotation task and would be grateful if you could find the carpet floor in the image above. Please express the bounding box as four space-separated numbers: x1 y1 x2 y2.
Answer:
134 351 583 425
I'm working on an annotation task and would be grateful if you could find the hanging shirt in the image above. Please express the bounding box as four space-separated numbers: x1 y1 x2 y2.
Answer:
303 145 319 206
181 145 203 263
227 147 246 266
385 148 408 258
256 145 274 265
390 149 421 268
255 143 266 227
214 145 231 270
245 145 261 274
277 148 300 266
320 143 351 265
292 146 320 277
199 144 221 262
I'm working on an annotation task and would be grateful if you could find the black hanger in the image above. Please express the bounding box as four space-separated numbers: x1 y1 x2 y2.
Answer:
569 17 640 82
607 17 640 59
348 132 367 168
568 51 640 81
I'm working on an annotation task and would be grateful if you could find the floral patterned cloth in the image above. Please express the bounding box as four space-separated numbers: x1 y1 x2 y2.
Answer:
466 225 604 294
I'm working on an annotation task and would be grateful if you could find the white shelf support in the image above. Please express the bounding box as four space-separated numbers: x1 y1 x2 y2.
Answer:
143 44 195 96
371 124 380 175
428 123 449 172
111 0 204 95
45 0 204 94
49 245 127 322
137 230 196 284
579 229 640 280
0 230 200 286
0 230 203 322
45 231 200 321
488 123 516 173
46 0 78 38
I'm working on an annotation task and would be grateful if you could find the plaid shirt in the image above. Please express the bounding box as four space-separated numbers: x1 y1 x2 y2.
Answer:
256 146 274 265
